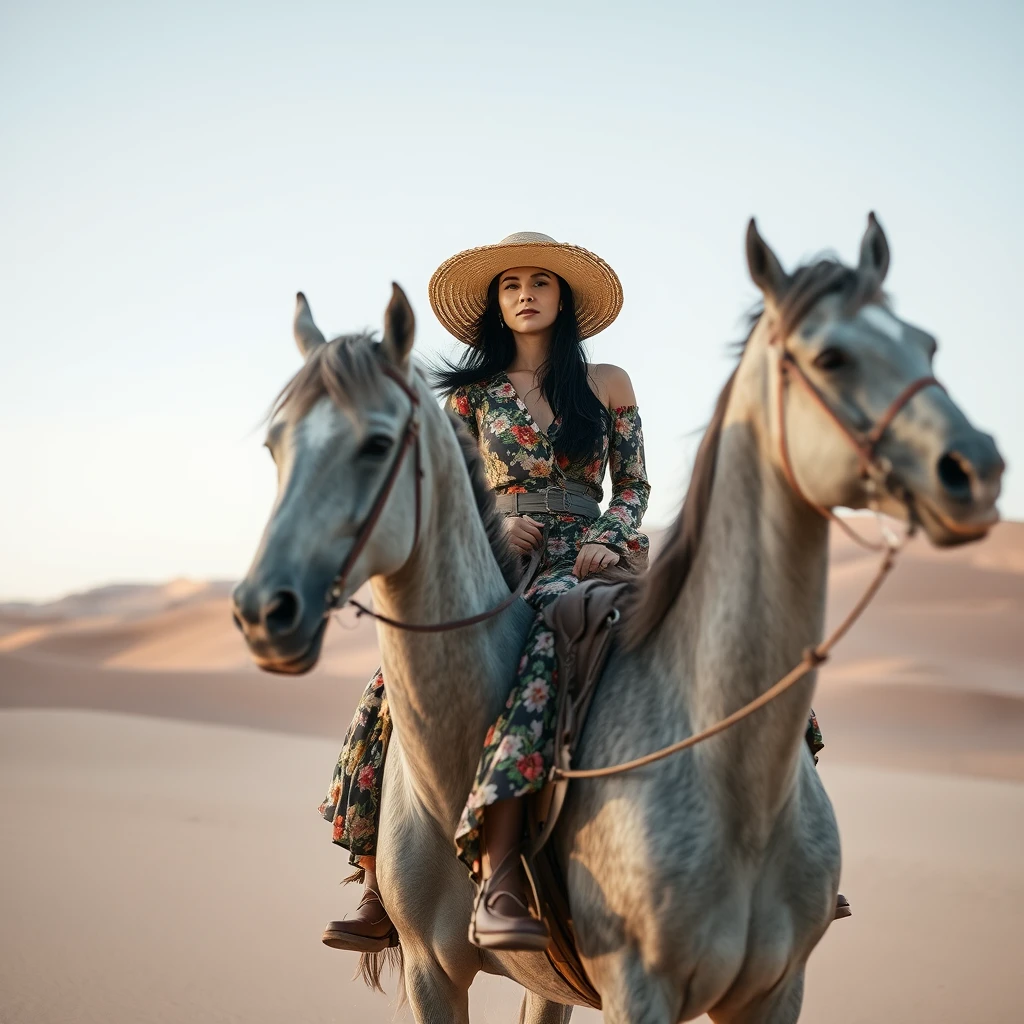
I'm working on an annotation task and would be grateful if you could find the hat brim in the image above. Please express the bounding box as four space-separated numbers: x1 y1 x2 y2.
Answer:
429 240 623 345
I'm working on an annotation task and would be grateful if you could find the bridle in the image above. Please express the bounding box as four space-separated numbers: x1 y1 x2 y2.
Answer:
323 364 422 616
553 318 950 781
322 363 542 632
771 334 941 551
771 327 989 545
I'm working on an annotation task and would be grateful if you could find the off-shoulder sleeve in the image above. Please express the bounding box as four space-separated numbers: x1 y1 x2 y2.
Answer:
447 387 479 439
582 405 650 557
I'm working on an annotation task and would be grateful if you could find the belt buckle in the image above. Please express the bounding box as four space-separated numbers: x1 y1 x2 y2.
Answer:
545 488 569 513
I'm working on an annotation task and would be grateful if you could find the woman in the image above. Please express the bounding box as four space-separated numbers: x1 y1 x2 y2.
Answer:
320 231 650 952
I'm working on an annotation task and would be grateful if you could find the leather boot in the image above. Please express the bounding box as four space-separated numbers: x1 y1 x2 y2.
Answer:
468 852 550 952
322 888 399 952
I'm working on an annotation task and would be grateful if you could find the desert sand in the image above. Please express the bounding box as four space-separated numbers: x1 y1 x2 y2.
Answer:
2 521 1023 1022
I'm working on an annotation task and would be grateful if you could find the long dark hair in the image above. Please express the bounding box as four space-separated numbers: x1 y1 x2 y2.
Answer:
432 274 607 458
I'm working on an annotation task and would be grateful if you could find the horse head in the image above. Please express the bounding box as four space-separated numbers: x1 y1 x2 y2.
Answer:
232 285 425 674
741 213 1003 545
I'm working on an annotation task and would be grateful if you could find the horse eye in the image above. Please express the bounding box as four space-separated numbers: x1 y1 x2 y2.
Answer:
359 433 394 457
813 347 848 372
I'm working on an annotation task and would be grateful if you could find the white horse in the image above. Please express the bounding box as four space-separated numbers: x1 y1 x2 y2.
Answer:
234 215 1003 1023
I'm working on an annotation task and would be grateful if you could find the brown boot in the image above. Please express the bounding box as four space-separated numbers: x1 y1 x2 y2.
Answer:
468 852 550 952
322 888 398 952
834 893 852 920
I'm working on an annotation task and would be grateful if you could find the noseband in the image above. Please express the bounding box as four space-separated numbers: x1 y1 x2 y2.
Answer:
323 363 423 614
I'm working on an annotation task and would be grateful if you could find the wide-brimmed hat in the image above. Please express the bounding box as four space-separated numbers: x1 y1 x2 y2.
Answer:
428 231 623 345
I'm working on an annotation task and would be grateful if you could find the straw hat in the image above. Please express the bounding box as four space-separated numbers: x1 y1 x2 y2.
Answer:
428 231 623 345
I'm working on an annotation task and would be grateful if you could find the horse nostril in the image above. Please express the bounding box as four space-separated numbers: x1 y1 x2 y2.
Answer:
264 588 303 637
937 451 972 501
232 583 261 628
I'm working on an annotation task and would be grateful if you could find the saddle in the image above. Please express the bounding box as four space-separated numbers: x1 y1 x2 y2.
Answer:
524 577 629 1010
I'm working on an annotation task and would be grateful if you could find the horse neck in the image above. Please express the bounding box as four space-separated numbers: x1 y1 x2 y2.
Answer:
659 345 830 844
367 410 526 826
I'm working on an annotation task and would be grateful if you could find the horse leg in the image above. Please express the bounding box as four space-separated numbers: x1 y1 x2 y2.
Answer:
589 947 676 1024
518 990 573 1024
404 950 470 1024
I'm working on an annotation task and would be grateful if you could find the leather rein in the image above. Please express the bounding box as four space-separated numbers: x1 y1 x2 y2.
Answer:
323 364 541 633
554 324 945 781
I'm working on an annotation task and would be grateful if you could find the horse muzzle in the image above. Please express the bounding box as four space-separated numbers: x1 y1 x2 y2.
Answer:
908 429 1005 547
232 578 329 674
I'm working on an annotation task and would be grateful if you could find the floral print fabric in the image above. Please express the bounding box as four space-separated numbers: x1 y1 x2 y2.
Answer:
450 373 650 561
446 374 650 875
453 590 566 876
319 669 391 867
806 709 824 756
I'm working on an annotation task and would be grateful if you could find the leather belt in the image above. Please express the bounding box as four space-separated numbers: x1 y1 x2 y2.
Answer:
495 486 601 519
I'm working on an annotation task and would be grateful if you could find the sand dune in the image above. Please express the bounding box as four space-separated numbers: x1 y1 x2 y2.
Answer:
1 521 1022 1022
0 578 235 622
810 521 1024 780
0 581 380 676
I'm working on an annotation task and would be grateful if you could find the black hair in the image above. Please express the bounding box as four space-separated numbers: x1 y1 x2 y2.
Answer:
432 273 607 459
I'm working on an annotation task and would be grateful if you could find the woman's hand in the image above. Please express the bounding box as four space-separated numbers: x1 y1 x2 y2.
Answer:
573 544 620 579
506 515 544 554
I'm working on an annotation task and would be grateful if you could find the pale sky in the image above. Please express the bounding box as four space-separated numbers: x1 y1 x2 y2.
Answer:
2 0 1021 602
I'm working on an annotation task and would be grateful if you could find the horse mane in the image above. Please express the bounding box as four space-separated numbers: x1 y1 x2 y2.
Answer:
270 331 388 425
270 333 522 592
622 255 886 649
447 412 523 591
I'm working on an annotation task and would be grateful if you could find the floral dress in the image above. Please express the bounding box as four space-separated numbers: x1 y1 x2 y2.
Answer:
320 372 650 868
449 375 650 876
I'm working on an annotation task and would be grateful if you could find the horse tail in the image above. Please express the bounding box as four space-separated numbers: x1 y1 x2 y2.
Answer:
342 867 406 1002
356 944 405 999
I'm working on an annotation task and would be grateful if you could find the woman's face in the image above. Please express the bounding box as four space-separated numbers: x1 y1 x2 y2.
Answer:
497 266 561 337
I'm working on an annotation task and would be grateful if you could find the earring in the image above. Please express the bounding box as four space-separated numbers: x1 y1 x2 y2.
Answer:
559 303 563 311
499 315 506 328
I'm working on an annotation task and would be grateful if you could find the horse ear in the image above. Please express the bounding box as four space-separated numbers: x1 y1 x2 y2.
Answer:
746 219 790 303
858 211 890 283
381 283 416 368
293 292 326 358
